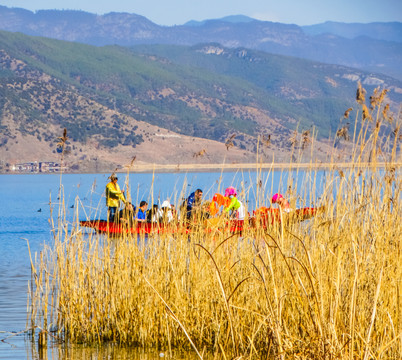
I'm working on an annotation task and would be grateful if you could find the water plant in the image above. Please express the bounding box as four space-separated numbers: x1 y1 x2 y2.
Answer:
28 85 401 359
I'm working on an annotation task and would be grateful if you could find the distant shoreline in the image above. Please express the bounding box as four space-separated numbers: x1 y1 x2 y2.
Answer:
1 161 401 175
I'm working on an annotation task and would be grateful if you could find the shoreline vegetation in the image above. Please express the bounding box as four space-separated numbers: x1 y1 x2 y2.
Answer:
27 85 401 359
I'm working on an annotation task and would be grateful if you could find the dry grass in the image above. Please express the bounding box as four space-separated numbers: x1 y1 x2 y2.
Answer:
28 85 402 359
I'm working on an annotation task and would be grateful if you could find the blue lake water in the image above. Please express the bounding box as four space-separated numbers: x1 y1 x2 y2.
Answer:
0 169 328 359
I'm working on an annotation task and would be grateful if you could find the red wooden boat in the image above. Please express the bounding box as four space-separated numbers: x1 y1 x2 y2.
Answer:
80 206 321 236
253 206 323 227
79 219 246 235
79 220 189 235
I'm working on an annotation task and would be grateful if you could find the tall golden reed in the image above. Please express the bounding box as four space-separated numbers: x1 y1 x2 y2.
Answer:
28 86 401 359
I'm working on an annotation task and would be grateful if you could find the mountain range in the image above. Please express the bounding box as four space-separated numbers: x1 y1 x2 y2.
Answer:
0 6 401 172
1 6 402 81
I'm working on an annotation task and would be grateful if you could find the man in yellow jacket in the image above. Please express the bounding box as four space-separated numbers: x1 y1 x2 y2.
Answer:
106 175 126 222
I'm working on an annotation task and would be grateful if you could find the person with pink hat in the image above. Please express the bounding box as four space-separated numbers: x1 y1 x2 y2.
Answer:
224 187 245 220
271 193 291 212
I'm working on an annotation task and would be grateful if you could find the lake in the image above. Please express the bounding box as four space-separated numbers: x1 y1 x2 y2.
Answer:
0 169 327 359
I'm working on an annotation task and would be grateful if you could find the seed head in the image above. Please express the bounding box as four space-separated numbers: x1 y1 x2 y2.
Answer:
301 130 311 150
362 104 372 121
344 107 353 118
356 82 366 105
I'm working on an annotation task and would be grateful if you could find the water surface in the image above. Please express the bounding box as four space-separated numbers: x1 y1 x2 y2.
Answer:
0 169 325 359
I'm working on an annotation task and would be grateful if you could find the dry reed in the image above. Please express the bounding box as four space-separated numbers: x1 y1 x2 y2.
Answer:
28 86 401 359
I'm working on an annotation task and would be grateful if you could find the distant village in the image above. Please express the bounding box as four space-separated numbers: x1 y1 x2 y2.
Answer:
0 161 68 173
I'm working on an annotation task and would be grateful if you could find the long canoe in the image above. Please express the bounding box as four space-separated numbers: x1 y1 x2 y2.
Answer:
80 207 322 236
79 219 245 235
79 220 189 235
253 206 323 226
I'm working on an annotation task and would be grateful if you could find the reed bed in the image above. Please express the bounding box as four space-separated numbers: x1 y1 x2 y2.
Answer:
28 85 401 359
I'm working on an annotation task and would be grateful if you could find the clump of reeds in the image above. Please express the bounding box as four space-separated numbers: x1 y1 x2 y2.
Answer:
28 87 401 359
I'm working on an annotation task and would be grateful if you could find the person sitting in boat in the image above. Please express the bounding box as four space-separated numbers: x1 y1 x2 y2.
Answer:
118 202 136 225
106 175 126 222
224 187 245 220
272 193 292 212
209 193 231 217
170 204 177 220
159 200 174 223
147 204 159 223
184 189 203 220
136 201 148 223
200 200 211 220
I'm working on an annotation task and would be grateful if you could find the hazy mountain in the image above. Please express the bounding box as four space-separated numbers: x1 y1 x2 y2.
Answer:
0 6 401 80
185 15 255 26
302 21 402 43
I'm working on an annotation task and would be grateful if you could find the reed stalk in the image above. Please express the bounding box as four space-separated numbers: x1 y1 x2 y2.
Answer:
28 87 401 359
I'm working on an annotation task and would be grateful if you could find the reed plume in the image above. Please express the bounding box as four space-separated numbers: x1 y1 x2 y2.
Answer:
344 107 353 118
28 89 402 359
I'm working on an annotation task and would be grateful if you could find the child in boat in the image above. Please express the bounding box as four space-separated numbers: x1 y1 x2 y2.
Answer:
136 201 148 222
224 187 245 220
271 193 292 212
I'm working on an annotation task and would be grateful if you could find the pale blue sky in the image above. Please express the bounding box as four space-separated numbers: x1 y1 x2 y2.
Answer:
1 0 401 26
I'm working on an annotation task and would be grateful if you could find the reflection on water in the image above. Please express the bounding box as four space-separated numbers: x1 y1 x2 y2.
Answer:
26 339 202 360
0 333 203 359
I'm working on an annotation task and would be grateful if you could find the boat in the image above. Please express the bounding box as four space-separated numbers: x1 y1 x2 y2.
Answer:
80 206 322 236
79 220 189 235
253 206 324 227
79 219 246 235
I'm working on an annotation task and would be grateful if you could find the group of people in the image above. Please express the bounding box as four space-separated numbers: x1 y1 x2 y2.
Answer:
105 175 290 224
105 175 201 224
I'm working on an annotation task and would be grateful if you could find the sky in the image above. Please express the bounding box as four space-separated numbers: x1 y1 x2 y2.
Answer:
1 0 402 26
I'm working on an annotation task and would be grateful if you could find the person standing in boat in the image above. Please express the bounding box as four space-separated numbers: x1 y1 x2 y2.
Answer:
271 193 292 212
185 189 203 220
224 187 245 220
105 175 126 222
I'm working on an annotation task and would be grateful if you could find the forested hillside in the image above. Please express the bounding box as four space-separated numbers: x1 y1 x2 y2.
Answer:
0 30 401 171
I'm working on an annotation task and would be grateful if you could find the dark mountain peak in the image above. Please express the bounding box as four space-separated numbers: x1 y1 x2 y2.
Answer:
215 15 257 23
0 4 32 14
102 11 154 22
184 15 256 27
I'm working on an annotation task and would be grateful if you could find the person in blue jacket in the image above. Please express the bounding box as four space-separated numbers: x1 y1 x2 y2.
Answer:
185 189 203 219
136 201 148 222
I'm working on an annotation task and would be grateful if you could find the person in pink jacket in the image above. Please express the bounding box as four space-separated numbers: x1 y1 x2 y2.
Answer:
271 193 291 212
